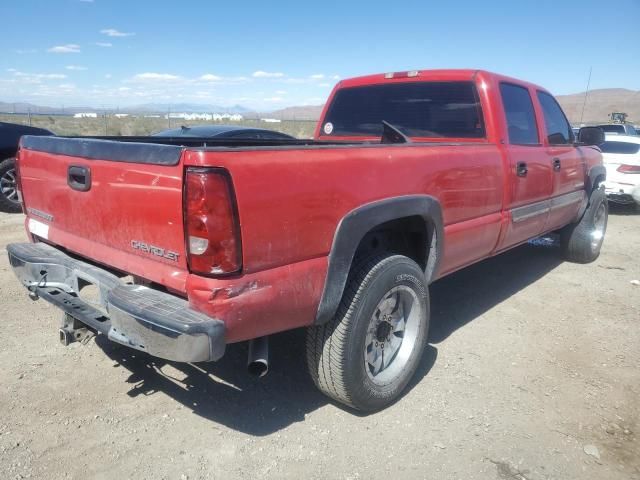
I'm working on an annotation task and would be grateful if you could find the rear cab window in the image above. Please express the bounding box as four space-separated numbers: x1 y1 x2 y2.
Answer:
598 125 626 134
320 81 485 140
499 83 539 145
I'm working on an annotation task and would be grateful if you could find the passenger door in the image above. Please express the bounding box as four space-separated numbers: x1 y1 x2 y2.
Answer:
536 90 586 231
498 82 553 250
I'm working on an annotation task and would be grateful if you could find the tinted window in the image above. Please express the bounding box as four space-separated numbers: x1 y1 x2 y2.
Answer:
322 81 485 138
537 91 572 144
500 83 539 145
598 124 626 134
600 141 640 154
229 130 292 140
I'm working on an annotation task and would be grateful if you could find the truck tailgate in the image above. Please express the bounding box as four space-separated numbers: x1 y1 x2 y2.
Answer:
18 136 189 291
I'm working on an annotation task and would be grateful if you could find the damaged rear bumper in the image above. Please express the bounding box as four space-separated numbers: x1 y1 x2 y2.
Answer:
7 242 225 362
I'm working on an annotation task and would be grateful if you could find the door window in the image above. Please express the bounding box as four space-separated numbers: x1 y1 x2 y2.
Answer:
500 83 539 145
537 91 573 144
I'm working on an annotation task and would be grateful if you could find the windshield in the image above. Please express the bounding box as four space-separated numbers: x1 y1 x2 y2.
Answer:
321 81 485 138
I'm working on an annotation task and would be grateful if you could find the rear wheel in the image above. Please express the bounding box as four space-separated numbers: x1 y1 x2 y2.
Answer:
561 187 608 263
0 158 21 213
306 254 429 411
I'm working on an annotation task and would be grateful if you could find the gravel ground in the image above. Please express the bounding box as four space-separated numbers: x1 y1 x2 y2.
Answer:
0 208 638 480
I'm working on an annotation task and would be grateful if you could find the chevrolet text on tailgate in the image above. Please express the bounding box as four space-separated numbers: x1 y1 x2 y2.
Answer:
8 70 607 411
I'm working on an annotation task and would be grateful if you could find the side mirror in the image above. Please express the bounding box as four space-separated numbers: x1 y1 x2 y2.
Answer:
577 126 605 146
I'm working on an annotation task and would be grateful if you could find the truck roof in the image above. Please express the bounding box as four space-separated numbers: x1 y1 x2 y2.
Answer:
336 69 548 93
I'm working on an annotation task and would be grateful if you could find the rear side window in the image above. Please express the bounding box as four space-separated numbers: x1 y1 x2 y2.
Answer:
598 124 626 134
321 81 485 138
600 141 640 154
537 91 573 144
500 83 539 145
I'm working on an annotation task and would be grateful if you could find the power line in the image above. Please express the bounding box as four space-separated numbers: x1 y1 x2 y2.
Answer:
579 67 592 125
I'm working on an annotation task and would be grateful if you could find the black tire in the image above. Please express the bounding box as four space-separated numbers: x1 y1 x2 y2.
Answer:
0 158 21 213
306 254 429 412
561 187 608 263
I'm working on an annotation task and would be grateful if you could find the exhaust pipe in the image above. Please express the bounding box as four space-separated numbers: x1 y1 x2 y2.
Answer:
247 336 269 378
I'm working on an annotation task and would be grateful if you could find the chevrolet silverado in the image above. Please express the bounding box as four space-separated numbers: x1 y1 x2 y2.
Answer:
7 69 607 411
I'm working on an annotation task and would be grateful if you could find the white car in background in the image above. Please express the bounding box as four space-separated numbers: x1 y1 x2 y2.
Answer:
601 134 640 206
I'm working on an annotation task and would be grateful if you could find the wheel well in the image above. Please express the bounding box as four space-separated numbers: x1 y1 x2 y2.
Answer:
353 216 429 270
593 174 605 191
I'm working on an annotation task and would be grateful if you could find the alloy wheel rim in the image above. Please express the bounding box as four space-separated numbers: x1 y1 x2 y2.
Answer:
364 285 421 385
0 168 18 204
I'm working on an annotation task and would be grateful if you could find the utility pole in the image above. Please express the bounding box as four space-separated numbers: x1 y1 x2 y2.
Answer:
579 67 592 125
28 108 32 126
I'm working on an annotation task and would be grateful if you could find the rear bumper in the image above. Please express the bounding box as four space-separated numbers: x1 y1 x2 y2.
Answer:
604 181 640 205
7 242 225 362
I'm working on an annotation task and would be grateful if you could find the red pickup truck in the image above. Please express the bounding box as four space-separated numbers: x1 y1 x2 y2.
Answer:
8 69 607 411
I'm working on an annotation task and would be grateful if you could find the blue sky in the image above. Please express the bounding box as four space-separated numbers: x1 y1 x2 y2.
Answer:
1 0 638 110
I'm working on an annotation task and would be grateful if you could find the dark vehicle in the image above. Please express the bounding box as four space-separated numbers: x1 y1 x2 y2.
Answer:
0 122 54 213
152 124 295 140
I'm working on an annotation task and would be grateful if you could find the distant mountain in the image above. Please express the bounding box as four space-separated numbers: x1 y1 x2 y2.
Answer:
0 101 97 115
265 105 325 121
0 101 251 115
2 88 638 124
128 103 251 114
556 88 640 124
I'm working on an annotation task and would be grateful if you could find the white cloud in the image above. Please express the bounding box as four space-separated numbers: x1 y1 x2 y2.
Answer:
275 90 287 95
66 65 87 71
130 72 183 82
15 48 38 54
47 44 81 54
96 42 112 47
253 70 284 78
13 71 67 80
331 75 341 80
199 74 221 82
105 73 112 79
319 83 331 87
101 28 135 37
2 70 68 85
263 96 284 102
310 74 325 79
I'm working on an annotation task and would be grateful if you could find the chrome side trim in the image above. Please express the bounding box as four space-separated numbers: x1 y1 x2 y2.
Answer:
511 200 550 223
550 190 585 210
511 190 585 224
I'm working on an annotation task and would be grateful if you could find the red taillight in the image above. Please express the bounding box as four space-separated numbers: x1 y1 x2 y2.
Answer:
184 168 241 275
15 148 25 213
617 164 640 174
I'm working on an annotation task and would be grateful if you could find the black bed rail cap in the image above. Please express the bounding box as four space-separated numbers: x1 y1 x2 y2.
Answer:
21 135 184 166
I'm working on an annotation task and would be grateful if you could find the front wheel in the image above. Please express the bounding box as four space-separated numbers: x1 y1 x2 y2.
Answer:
306 254 429 411
561 187 608 263
0 158 21 213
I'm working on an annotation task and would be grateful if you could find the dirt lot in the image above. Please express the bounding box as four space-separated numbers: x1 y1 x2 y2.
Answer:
0 209 638 480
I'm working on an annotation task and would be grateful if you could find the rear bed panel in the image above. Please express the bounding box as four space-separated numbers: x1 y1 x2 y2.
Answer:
19 138 189 291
